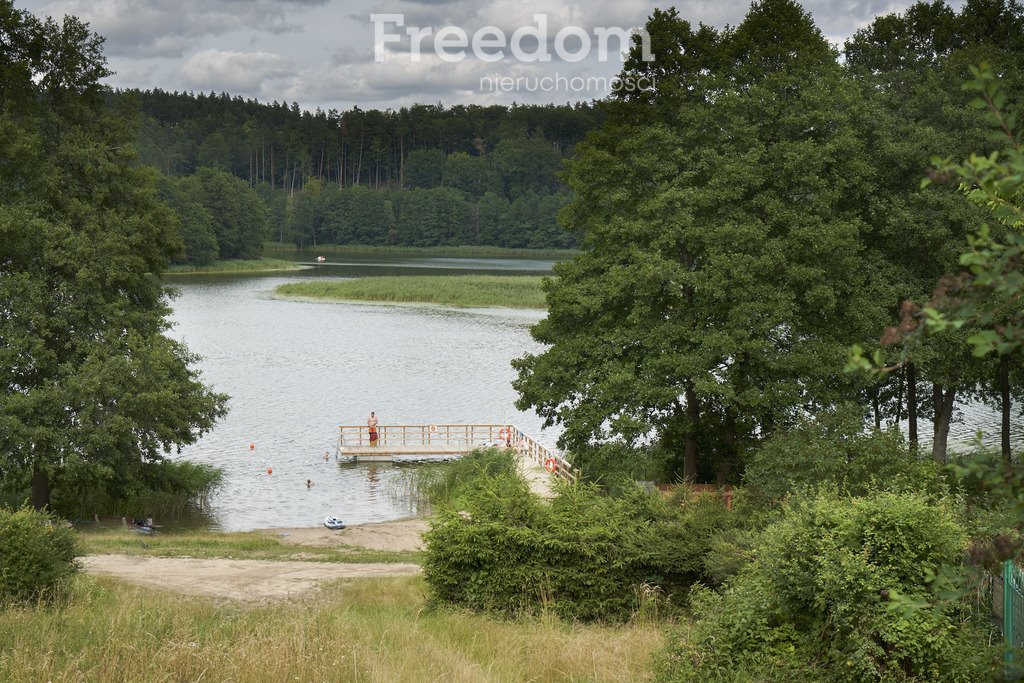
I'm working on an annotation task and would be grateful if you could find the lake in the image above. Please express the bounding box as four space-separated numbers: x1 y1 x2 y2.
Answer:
165 251 1020 531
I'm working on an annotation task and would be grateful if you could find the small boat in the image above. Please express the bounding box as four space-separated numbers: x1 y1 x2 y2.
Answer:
315 255 326 263
323 516 346 530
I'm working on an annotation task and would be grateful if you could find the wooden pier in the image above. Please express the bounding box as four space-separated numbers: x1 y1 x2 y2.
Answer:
336 423 577 482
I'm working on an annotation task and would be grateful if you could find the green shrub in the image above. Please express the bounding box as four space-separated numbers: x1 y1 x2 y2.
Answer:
657 490 996 681
0 507 79 604
745 411 944 501
423 471 734 621
53 459 223 519
569 442 673 493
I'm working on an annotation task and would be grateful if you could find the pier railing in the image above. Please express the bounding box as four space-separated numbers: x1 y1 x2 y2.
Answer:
337 424 577 482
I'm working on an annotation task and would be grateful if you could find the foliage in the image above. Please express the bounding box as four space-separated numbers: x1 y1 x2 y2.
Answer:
658 490 995 681
514 0 892 482
423 470 734 621
0 2 228 510
275 275 548 309
568 441 673 492
0 507 78 604
57 459 223 519
744 409 944 501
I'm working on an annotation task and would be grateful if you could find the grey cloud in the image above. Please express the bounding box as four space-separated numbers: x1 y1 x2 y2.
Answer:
40 0 330 56
180 48 295 92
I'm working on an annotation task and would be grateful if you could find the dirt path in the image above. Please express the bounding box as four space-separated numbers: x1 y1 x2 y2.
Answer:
517 454 556 498
82 555 420 602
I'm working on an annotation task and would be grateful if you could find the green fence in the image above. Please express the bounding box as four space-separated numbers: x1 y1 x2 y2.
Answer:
988 560 1024 671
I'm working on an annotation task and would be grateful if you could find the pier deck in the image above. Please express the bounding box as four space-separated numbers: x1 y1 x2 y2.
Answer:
336 423 576 482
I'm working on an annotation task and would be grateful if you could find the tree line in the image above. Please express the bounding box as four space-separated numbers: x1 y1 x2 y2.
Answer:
120 89 600 259
514 0 1024 483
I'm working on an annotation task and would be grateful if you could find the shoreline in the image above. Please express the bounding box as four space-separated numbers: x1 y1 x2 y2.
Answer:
269 290 547 313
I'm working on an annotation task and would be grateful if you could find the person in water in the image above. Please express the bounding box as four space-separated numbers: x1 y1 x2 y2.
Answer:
368 411 379 446
323 450 330 461
306 479 314 489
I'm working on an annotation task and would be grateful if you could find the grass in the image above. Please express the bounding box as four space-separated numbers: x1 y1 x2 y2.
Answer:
275 275 548 309
76 529 422 565
265 242 578 260
166 258 308 275
0 576 665 681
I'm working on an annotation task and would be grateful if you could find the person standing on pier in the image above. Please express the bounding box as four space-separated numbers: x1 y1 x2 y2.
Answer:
367 411 379 446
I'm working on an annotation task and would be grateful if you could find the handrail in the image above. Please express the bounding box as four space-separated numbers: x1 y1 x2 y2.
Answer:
336 424 577 483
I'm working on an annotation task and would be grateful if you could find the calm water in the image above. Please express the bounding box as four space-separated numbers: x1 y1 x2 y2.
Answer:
165 252 1020 531
165 254 556 531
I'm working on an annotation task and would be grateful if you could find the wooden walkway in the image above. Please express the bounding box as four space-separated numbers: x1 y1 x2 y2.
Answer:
336 424 577 483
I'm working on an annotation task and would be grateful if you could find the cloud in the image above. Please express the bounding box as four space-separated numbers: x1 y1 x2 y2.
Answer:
39 0 330 56
180 49 295 93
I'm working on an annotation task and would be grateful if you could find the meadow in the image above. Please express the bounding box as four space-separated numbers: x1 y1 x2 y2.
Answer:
276 275 548 309
0 576 665 682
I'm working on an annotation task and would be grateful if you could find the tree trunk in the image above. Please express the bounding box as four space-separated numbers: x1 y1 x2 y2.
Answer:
908 362 918 451
684 385 699 482
873 388 881 430
31 466 50 511
893 366 905 429
931 384 956 461
1001 355 1012 461
718 409 736 485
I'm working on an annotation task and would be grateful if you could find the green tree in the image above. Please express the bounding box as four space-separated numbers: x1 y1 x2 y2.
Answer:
192 167 269 259
0 3 226 510
515 0 886 481
402 148 444 189
155 174 218 265
442 151 501 198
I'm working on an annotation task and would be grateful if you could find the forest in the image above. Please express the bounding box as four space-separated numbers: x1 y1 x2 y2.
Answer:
124 89 601 260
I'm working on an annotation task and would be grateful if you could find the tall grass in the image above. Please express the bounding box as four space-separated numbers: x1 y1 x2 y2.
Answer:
390 448 518 511
51 460 224 520
264 242 578 260
276 275 548 309
167 258 307 274
0 576 664 681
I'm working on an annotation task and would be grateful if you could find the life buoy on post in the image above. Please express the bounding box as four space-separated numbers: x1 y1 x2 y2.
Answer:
498 426 511 442
544 457 558 473
429 424 438 434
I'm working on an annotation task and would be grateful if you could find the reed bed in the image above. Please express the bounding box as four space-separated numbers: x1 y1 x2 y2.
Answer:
167 258 307 275
0 576 664 682
276 275 548 310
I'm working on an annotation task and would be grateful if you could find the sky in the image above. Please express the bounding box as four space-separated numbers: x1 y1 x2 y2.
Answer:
18 0 926 111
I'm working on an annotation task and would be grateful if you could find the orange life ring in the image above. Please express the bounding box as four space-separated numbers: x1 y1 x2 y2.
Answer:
498 426 511 441
429 424 438 434
266 467 273 475
544 457 557 473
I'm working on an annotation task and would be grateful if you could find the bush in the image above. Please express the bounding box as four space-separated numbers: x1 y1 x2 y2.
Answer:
569 442 673 493
744 411 944 501
0 507 79 604
657 490 996 681
54 459 223 519
423 469 734 621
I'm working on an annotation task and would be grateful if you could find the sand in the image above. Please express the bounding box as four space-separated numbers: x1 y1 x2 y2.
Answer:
263 517 430 552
